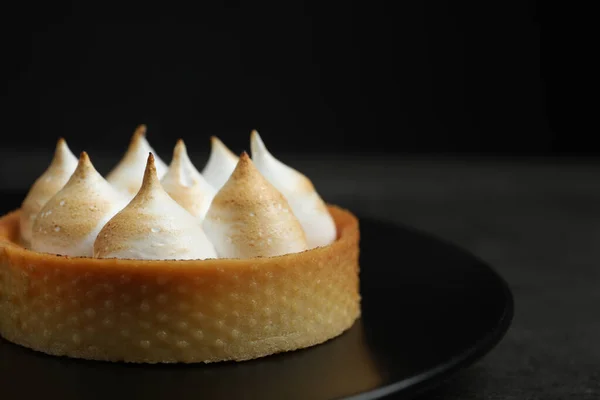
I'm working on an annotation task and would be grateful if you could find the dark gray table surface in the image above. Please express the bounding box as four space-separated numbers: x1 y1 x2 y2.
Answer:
1 152 599 399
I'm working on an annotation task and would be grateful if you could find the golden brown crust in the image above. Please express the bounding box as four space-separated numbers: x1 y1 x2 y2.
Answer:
0 205 360 363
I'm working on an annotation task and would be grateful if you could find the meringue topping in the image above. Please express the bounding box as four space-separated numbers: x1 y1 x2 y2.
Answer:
94 153 217 260
106 124 168 200
201 136 239 190
20 138 78 246
203 152 308 259
31 152 128 257
250 130 337 249
161 139 216 220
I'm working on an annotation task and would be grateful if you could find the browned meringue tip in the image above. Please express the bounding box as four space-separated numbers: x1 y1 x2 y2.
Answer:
129 124 148 147
53 137 75 164
209 135 224 149
238 151 251 163
228 151 258 181
78 151 91 166
210 136 238 158
173 138 186 157
71 151 98 179
54 137 67 156
140 152 160 190
169 140 187 178
134 124 147 137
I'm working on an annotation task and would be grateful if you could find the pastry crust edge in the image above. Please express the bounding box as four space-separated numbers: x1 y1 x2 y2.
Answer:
0 205 360 363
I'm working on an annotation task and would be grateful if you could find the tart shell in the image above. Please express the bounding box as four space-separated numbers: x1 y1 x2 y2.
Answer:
0 206 360 363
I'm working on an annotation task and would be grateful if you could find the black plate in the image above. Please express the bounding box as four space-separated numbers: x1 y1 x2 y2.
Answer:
0 193 513 400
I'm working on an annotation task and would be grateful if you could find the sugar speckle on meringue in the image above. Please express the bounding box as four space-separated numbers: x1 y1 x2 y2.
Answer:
106 124 168 200
20 137 78 246
203 152 308 259
94 153 217 260
161 139 216 220
31 151 128 257
20 129 339 261
250 130 337 249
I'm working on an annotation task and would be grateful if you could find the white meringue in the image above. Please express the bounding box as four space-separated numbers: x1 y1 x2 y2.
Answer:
203 152 308 259
201 136 239 190
94 153 217 260
250 130 337 249
106 124 168 200
31 152 128 257
161 139 216 220
20 138 78 246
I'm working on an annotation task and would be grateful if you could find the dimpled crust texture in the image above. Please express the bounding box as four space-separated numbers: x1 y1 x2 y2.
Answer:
0 206 360 363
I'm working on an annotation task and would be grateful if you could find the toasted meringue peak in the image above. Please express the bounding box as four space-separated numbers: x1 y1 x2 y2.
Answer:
20 138 79 245
31 152 128 257
250 130 337 249
201 136 239 190
161 139 217 220
94 153 217 260
203 152 308 259
106 124 168 200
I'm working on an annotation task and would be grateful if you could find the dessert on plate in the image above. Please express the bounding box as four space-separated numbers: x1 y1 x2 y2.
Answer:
0 125 360 363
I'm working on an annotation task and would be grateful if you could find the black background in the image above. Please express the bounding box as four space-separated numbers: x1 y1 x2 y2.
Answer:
0 0 570 157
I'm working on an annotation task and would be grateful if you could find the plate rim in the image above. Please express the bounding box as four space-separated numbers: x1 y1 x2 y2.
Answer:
343 217 515 400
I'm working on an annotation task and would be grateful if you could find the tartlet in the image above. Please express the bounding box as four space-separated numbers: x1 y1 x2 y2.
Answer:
0 206 359 363
0 128 361 363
